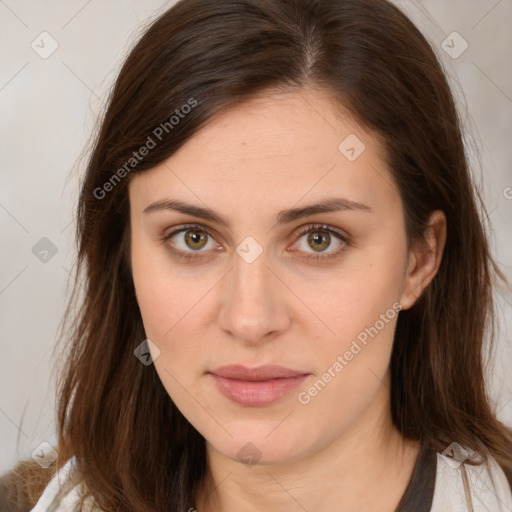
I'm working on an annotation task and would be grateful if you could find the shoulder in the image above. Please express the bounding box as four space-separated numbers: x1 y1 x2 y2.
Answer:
430 448 512 512
29 457 101 512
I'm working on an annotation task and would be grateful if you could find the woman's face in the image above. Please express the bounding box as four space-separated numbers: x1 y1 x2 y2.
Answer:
129 87 435 465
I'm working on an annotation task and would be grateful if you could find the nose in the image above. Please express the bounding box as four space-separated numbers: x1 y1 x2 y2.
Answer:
218 249 291 345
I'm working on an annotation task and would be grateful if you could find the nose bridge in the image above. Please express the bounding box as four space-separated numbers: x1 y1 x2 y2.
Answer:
219 247 290 343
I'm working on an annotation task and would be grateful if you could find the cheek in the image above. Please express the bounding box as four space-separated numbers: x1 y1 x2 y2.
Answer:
134 277 210 384
131 255 206 413
312 248 405 345
131 235 204 340
294 273 401 438
296 238 405 402
130 239 216 398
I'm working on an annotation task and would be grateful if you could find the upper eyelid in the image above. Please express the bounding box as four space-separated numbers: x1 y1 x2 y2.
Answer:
295 223 348 240
163 223 219 242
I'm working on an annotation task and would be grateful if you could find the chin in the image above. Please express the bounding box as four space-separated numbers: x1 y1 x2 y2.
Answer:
203 419 315 468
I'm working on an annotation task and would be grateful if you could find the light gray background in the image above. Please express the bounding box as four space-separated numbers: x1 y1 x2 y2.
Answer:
1 0 511 474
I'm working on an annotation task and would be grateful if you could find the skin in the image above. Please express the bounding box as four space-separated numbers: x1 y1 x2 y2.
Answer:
129 85 447 512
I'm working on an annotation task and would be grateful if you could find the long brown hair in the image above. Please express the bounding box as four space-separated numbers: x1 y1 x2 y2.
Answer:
5 0 511 510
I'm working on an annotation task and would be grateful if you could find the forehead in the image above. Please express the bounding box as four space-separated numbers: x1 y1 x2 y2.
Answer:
176 87 374 163
129 87 398 217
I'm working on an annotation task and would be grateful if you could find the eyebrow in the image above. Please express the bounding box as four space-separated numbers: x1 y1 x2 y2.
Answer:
143 197 372 228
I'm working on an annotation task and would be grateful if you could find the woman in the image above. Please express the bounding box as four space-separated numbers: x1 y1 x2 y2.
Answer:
3 0 511 510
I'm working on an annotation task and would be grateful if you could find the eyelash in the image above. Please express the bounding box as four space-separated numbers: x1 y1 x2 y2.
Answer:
158 223 349 262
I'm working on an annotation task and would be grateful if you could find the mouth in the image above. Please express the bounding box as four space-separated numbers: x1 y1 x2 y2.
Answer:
208 364 310 406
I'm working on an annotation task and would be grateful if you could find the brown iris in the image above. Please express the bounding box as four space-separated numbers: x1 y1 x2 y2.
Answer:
307 231 330 252
184 229 208 250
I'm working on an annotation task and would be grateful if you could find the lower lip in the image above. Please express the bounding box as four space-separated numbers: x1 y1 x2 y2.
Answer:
209 374 308 406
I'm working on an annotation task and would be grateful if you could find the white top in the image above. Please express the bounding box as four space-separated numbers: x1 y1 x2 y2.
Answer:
30 452 512 511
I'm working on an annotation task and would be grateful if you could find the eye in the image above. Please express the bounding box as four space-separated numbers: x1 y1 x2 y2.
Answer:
290 224 348 260
159 224 220 260
159 223 349 262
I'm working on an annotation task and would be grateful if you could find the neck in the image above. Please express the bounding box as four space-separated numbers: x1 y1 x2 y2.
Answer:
195 382 421 512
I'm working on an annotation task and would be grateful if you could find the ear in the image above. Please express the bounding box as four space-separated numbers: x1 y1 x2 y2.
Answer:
399 210 447 310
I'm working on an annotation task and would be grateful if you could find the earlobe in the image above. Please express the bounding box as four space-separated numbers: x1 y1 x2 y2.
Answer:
399 210 447 310
399 253 421 310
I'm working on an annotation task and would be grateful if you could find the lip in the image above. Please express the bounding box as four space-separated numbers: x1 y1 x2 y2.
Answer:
209 364 309 406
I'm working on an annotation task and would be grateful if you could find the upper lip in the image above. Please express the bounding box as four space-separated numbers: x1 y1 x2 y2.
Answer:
209 364 308 381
